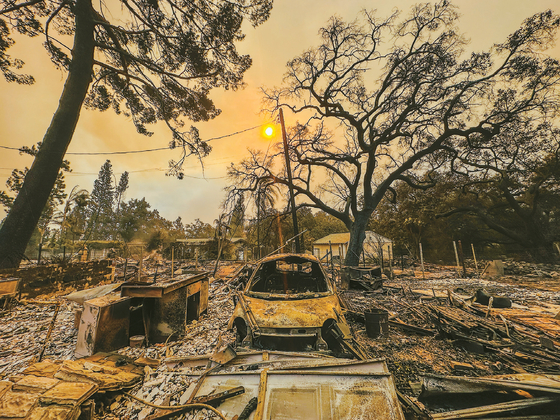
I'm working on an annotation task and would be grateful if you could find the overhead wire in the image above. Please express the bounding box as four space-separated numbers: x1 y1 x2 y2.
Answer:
0 123 266 156
0 122 276 181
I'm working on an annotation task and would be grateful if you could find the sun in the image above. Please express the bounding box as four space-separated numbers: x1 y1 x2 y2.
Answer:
262 124 275 139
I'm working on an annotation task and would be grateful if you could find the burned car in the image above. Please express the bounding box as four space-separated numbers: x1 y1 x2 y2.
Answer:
229 254 364 356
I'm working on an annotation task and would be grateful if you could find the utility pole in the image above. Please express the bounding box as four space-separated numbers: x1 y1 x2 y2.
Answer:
279 108 301 253
257 189 261 259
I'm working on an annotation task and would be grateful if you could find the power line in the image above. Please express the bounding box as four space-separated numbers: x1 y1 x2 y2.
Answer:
0 123 266 156
68 167 227 179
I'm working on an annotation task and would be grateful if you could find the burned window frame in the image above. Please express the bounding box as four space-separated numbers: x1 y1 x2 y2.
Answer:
245 255 333 298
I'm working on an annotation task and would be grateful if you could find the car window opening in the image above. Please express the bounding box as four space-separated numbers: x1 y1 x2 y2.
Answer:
249 259 329 295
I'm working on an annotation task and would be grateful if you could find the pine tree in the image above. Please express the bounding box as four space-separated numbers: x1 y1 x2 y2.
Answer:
86 160 115 240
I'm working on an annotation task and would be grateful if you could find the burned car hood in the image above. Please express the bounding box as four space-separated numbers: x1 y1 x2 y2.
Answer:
244 294 341 328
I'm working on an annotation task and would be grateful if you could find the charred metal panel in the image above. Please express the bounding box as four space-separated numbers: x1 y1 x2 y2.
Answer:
148 285 188 342
244 295 340 329
200 277 209 314
0 278 21 296
177 359 404 420
75 293 130 357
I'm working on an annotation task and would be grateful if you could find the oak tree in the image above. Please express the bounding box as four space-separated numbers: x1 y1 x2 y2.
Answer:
229 1 560 265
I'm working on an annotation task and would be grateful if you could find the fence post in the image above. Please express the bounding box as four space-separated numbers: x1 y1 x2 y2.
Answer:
453 241 461 276
389 246 393 279
458 240 467 277
471 243 479 278
171 246 175 279
419 243 425 280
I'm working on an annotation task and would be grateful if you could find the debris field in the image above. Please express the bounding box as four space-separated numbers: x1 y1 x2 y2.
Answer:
0 258 559 419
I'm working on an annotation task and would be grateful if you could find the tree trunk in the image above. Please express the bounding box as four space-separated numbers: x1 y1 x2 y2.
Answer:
344 212 370 266
0 0 95 268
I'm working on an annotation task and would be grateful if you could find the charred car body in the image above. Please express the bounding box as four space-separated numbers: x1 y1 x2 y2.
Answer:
229 254 365 357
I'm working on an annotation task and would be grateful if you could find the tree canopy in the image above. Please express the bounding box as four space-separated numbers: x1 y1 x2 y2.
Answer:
227 1 560 265
0 0 273 268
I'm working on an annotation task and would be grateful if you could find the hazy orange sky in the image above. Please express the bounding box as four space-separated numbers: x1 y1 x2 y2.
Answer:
1 0 559 226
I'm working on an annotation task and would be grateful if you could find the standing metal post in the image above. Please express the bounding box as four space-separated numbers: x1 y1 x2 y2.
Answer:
419 242 425 280
329 240 334 275
257 189 261 259
471 243 479 277
138 245 143 282
279 108 300 253
389 246 393 279
453 241 461 276
458 240 467 277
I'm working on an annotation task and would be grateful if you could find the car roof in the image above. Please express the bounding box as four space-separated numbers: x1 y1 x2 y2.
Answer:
258 253 321 265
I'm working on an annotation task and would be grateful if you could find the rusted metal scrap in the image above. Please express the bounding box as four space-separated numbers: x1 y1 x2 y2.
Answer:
430 396 559 420
144 387 246 420
0 278 21 309
420 374 560 419
164 350 405 420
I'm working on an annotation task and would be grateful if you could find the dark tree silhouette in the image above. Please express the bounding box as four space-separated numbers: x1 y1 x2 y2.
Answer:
436 123 560 257
0 0 272 268
0 143 70 245
229 1 560 265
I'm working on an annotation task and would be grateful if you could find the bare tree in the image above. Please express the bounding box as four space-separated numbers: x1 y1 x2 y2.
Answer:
229 2 560 265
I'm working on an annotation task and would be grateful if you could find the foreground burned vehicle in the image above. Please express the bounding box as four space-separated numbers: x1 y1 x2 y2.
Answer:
229 254 362 355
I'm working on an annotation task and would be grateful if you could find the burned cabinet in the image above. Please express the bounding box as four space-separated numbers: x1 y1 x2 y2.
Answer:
75 293 131 357
120 272 209 344
0 278 21 309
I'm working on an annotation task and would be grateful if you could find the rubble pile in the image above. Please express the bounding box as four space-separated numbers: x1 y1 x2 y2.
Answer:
503 260 560 277
339 268 560 396
0 258 559 419
113 256 243 283
0 301 77 379
108 367 212 420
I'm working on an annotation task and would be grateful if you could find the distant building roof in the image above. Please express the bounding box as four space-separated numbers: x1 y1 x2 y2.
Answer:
313 231 392 245
176 237 246 246
176 238 213 245
313 233 351 245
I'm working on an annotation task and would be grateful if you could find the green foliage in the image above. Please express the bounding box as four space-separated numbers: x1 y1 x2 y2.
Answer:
118 198 152 243
0 0 273 268
185 218 215 239
86 160 116 240
0 143 70 242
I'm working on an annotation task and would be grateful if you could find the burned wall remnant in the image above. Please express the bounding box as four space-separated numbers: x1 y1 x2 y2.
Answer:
0 260 114 297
